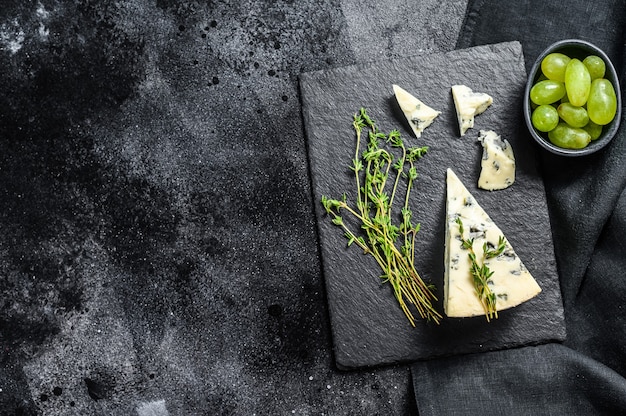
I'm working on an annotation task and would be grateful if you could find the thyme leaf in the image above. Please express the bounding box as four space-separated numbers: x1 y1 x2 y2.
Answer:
455 217 506 321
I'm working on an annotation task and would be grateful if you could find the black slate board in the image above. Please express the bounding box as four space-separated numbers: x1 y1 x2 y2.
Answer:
300 41 566 370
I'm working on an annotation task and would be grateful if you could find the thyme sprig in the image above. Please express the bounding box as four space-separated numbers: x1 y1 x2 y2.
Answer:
455 217 506 321
321 108 441 326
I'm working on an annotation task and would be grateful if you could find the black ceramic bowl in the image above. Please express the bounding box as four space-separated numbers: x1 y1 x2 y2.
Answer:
523 39 621 156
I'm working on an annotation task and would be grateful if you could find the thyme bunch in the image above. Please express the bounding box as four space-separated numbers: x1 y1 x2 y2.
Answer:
455 217 506 321
321 108 441 326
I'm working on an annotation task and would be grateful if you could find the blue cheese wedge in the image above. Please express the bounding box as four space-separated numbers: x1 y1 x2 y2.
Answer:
393 84 441 138
451 85 493 136
477 130 515 191
444 168 541 318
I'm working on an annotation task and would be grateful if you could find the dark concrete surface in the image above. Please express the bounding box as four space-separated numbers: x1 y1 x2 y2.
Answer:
0 1 466 414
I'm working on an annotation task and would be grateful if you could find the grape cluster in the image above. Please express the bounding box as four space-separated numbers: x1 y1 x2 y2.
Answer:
529 52 617 149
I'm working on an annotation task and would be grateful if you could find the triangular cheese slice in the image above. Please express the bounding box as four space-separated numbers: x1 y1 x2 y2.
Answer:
451 85 493 136
393 84 441 138
444 168 541 318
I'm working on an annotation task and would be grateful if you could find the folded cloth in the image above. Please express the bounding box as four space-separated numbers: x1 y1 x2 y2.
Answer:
412 0 626 414
413 344 626 415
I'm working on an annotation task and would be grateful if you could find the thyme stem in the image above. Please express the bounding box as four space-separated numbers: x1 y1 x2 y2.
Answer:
455 217 506 321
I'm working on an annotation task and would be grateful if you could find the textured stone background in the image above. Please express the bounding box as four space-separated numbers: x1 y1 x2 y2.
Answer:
0 1 467 414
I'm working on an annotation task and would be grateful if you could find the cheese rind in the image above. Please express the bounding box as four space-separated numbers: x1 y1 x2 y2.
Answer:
451 85 493 136
477 130 515 191
444 168 541 318
393 84 441 138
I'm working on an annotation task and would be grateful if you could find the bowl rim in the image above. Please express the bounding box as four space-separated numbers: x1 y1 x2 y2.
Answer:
523 39 622 156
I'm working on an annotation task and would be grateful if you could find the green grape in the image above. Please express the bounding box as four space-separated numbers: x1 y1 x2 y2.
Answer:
587 78 617 125
531 105 559 132
564 58 591 106
583 120 603 140
541 53 571 82
557 103 589 128
583 55 606 80
530 80 566 105
548 122 591 149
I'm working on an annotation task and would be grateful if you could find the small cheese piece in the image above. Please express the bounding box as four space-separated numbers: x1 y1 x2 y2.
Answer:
393 84 441 138
451 85 493 136
477 130 515 191
444 168 541 318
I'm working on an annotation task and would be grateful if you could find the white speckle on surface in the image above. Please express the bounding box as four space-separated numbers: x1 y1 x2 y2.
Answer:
136 399 170 416
0 20 25 54
38 22 49 39
36 2 50 19
36 1 50 40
